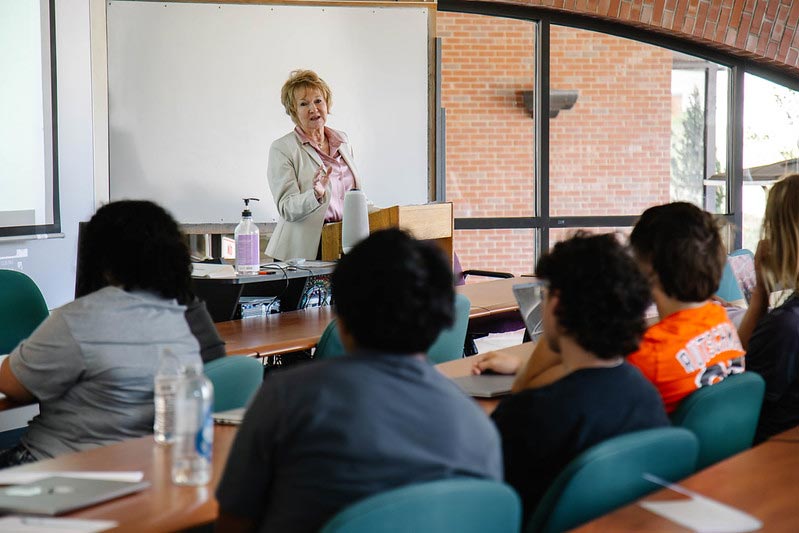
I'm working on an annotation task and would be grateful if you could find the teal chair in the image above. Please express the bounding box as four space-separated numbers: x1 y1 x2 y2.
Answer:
526 428 698 533
0 270 49 354
716 249 755 303
321 478 521 533
671 372 765 469
314 294 472 364
203 356 264 412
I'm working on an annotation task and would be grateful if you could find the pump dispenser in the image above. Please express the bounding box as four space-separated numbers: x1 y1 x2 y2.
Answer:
235 197 260 275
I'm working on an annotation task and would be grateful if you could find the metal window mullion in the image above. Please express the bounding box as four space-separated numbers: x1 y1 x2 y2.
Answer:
536 19 550 258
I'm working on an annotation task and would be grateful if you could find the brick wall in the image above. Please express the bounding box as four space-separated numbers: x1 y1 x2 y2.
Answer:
549 26 673 216
479 0 799 77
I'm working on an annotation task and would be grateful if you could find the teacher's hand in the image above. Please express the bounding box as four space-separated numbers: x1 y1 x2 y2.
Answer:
313 165 332 200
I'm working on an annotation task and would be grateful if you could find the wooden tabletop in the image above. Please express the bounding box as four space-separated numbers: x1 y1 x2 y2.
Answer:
458 277 526 318
572 425 799 532
1 425 237 533
217 278 527 357
216 306 335 356
0 345 530 531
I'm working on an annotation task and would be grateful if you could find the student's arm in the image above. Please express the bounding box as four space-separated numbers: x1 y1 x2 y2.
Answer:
473 342 565 392
0 312 83 403
738 240 771 349
0 358 34 403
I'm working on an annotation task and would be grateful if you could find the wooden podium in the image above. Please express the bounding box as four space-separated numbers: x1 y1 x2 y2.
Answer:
321 203 453 263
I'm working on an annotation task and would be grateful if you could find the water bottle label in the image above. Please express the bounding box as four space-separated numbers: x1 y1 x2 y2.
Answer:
236 234 259 266
195 405 213 461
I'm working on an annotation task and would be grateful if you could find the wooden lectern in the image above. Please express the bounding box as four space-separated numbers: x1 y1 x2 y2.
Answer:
320 203 453 263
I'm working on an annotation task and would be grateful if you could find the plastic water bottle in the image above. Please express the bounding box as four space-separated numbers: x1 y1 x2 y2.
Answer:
172 364 214 486
235 197 260 275
153 349 182 444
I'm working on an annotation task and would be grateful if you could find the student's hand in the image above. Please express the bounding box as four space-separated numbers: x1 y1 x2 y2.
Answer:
472 352 522 375
754 239 770 285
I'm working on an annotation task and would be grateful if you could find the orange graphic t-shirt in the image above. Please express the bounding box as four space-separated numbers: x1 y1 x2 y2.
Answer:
627 302 745 413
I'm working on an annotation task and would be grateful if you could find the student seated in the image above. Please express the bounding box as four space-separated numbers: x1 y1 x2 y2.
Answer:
215 229 502 533
0 200 224 467
627 202 745 413
474 233 669 519
738 173 799 442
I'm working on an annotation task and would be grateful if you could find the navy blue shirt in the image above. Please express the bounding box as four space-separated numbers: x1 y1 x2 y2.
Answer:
216 351 502 533
491 362 669 519
747 293 799 442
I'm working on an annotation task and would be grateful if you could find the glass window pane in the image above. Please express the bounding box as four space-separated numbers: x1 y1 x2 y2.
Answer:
742 73 799 251
455 229 536 278
549 27 730 216
439 13 536 218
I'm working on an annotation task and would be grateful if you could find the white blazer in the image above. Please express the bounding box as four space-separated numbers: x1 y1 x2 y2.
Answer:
265 129 363 261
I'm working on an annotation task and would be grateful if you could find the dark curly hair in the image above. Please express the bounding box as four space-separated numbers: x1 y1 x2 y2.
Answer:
77 200 194 304
331 229 455 353
536 232 650 359
630 202 726 302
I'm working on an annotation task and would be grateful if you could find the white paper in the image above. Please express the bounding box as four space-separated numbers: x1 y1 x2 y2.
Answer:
0 471 144 485
0 516 118 533
640 495 762 533
191 263 236 278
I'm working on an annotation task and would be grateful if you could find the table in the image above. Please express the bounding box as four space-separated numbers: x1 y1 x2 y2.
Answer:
0 346 529 531
216 278 528 357
571 425 799 532
458 277 526 319
2 425 237 533
193 262 336 322
217 306 336 357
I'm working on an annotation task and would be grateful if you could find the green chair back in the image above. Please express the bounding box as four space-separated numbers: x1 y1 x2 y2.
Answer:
314 318 347 360
321 478 521 533
314 294 471 363
671 372 765 469
203 356 264 412
0 270 49 354
427 294 471 363
527 428 698 533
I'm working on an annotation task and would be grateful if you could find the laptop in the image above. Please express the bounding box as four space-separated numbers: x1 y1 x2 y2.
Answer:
451 375 517 398
0 476 149 516
212 407 246 425
512 281 546 342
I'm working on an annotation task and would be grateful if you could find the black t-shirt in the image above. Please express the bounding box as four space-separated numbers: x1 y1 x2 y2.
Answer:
216 351 502 533
491 362 669 519
747 293 799 443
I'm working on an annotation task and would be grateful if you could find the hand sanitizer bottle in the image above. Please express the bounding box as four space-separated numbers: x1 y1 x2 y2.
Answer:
235 197 260 275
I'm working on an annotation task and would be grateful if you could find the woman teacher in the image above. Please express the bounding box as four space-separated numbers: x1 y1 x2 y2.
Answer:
266 69 372 261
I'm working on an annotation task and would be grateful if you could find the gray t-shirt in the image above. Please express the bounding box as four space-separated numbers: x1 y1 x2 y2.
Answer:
216 351 503 533
9 286 202 459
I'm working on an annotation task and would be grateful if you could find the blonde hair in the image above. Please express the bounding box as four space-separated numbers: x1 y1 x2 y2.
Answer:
280 69 333 126
762 173 799 292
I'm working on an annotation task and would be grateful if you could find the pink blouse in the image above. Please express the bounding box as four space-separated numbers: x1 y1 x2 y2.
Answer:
294 126 356 222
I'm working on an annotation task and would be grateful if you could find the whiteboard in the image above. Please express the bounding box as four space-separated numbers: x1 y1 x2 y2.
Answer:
107 1 429 224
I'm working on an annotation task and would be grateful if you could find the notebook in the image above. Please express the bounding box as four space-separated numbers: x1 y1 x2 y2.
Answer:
512 281 546 341
212 408 246 425
451 375 516 398
0 476 149 516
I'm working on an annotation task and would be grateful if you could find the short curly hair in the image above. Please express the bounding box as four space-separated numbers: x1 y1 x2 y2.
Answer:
536 232 650 359
332 229 455 353
630 202 726 302
280 69 333 126
77 200 194 304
